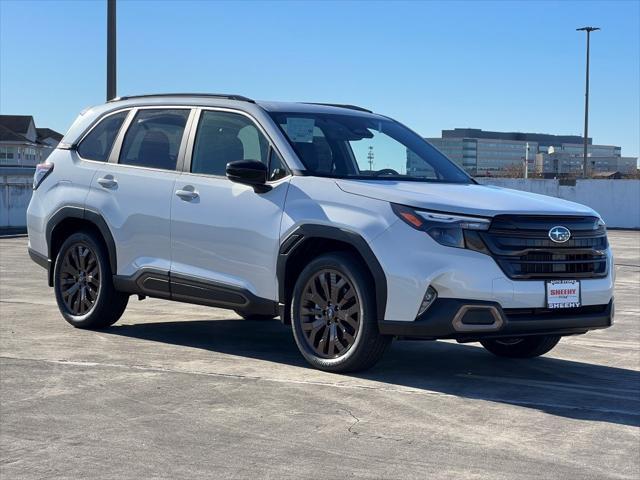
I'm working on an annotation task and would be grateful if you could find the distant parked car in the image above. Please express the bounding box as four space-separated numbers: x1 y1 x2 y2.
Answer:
27 94 614 372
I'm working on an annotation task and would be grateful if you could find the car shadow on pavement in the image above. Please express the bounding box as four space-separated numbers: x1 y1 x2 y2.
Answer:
106 318 640 428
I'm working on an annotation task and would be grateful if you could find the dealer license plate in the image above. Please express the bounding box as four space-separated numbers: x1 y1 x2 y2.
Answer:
546 280 581 309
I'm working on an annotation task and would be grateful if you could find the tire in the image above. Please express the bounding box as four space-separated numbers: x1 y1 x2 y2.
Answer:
290 252 391 373
480 335 561 358
53 230 129 329
235 311 277 321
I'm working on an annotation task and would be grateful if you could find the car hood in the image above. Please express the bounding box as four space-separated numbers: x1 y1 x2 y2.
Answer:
336 180 597 217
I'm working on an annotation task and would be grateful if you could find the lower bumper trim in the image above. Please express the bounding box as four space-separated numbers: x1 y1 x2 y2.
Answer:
379 298 613 340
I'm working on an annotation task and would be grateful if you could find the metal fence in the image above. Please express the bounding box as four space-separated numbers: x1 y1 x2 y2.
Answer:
2 171 639 230
0 169 34 229
478 178 640 229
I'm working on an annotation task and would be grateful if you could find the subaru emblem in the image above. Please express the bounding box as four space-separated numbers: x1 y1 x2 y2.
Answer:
549 226 571 243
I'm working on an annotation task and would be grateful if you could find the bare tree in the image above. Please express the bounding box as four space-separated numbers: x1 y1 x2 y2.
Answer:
501 162 525 178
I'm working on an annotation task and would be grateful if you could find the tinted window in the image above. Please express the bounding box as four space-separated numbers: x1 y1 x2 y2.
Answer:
191 111 269 176
119 109 190 170
269 112 471 183
77 111 128 162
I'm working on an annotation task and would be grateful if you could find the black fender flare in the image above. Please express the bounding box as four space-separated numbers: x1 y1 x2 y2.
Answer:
45 206 118 284
277 224 387 321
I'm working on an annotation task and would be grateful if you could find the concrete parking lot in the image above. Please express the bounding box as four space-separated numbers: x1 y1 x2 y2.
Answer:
1 232 638 479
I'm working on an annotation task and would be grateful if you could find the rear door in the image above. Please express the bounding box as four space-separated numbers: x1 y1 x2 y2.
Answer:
170 108 290 304
86 107 194 279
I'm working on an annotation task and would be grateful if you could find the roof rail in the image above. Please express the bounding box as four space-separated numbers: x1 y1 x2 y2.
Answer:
108 93 255 103
304 102 373 113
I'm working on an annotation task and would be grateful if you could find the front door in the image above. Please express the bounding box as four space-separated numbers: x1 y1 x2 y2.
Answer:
170 109 290 305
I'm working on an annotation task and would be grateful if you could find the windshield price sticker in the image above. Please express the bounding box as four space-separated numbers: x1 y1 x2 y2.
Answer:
285 117 315 143
546 280 581 309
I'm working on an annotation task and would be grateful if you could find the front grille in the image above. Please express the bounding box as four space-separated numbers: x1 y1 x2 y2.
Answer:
479 215 608 280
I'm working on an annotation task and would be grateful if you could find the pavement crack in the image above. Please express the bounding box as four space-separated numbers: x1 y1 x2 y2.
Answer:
341 408 360 436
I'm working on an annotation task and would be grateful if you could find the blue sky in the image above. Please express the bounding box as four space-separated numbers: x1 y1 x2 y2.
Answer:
1 0 638 157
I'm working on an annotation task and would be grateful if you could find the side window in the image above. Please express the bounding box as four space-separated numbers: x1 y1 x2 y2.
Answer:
191 111 269 176
77 111 128 161
119 109 190 170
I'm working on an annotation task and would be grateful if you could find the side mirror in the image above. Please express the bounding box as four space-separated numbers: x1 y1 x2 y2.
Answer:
226 160 271 193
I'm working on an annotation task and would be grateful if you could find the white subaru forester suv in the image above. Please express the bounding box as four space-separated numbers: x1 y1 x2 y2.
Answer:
27 94 615 372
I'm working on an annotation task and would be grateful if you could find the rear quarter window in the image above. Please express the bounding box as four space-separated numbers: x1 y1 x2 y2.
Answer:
77 110 129 162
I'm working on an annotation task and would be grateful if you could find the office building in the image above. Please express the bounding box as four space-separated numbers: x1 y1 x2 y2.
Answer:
535 148 637 177
427 128 637 177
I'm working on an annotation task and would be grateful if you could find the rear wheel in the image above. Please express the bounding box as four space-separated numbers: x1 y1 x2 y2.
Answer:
53 231 128 329
480 335 561 358
291 252 391 373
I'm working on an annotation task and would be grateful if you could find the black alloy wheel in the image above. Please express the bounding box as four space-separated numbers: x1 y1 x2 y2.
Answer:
58 242 101 316
54 231 129 329
291 252 391 372
299 268 361 358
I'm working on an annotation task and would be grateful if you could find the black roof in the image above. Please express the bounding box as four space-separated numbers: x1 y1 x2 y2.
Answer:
0 115 34 135
0 116 62 145
302 103 372 113
36 128 63 142
0 124 31 143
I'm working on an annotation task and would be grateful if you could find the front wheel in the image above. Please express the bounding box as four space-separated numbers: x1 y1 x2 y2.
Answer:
291 252 391 373
53 231 129 329
480 335 561 358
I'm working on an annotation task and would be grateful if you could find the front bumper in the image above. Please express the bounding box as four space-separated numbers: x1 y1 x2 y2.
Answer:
378 298 614 340
370 219 615 321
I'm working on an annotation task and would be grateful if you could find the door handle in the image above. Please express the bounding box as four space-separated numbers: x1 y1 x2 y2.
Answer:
97 176 118 189
175 187 199 201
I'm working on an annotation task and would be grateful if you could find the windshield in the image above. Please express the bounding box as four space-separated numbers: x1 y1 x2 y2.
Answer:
268 111 471 183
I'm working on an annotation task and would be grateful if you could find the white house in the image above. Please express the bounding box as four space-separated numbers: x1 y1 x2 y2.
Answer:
0 116 63 230
0 115 62 167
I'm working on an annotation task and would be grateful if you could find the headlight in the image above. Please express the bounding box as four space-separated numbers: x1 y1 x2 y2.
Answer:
391 203 490 249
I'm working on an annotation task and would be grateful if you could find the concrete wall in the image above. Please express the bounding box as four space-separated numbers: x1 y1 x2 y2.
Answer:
0 169 33 229
1 171 639 231
477 178 640 229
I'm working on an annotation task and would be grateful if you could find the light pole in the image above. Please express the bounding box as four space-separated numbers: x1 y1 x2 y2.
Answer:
576 26 599 178
107 0 117 101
